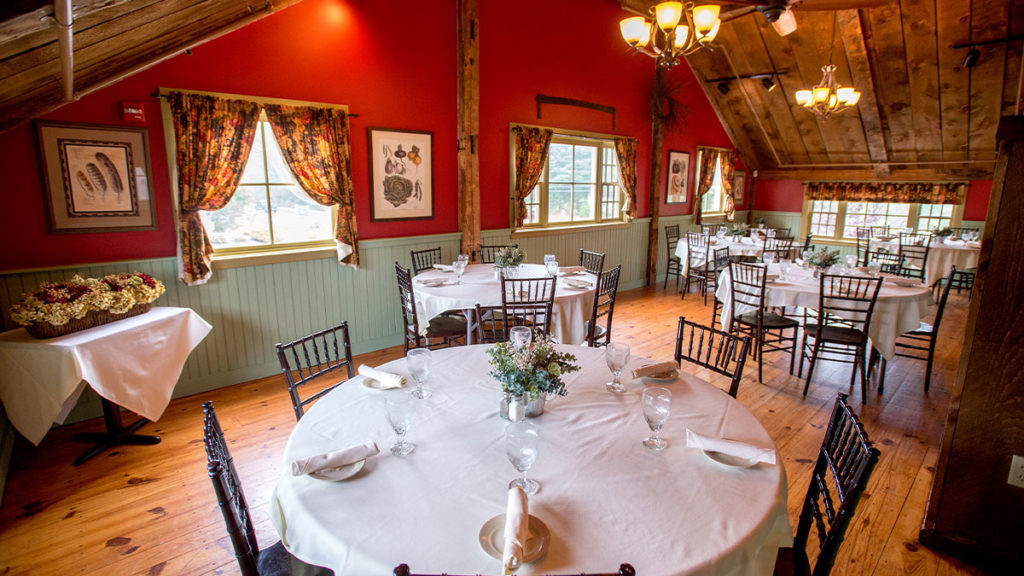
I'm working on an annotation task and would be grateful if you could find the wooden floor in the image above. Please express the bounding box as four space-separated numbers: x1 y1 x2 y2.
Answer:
0 283 991 576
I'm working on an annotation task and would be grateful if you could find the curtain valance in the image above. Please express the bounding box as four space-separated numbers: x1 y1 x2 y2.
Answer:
805 181 968 205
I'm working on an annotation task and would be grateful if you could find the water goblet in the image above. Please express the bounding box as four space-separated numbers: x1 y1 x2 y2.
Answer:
544 254 556 265
801 249 814 268
845 254 858 271
763 251 776 267
509 326 532 350
406 348 433 399
641 387 672 451
384 394 416 456
867 261 881 277
505 421 539 495
779 259 792 281
452 259 467 285
546 259 559 277
716 227 727 240
605 342 630 393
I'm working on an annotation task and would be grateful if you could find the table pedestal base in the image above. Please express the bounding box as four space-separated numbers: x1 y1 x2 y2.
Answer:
72 398 161 465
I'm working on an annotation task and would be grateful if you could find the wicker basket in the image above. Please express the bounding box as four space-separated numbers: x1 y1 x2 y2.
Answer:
24 303 152 339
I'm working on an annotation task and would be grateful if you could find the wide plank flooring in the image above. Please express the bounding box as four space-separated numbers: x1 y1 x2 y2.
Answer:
0 283 990 575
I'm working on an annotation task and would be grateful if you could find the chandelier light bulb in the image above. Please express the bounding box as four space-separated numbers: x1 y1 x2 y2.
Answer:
795 90 812 106
674 25 690 48
620 17 648 46
691 4 721 35
655 2 684 32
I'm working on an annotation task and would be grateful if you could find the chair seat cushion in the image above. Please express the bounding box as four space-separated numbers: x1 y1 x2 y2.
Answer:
804 323 867 345
736 311 800 329
426 314 467 337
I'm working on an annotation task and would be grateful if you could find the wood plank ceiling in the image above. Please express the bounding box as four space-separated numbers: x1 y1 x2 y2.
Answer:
0 0 302 133
626 0 1024 181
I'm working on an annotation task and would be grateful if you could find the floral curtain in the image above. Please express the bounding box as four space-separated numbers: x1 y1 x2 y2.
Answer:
264 104 359 267
719 150 736 222
806 181 968 204
693 146 735 224
169 92 261 286
614 137 638 219
512 126 553 227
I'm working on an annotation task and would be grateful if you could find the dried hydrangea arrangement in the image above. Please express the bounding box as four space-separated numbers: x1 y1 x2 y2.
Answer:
11 272 165 328
487 331 579 400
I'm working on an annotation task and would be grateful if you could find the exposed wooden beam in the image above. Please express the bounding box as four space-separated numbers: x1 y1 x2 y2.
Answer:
936 0 972 163
758 165 994 180
837 9 890 177
457 0 481 261
646 66 667 286
0 0 130 44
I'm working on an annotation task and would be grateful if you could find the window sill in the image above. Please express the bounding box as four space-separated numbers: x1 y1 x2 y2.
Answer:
211 245 337 270
511 221 632 238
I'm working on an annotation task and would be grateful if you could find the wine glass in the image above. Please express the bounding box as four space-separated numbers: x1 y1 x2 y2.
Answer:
384 394 416 456
716 227 727 241
605 342 630 393
452 259 467 285
845 254 858 271
406 348 433 399
801 249 814 268
779 259 792 281
509 326 532 350
546 259 559 277
642 387 672 451
763 251 776 267
505 421 539 495
867 261 881 277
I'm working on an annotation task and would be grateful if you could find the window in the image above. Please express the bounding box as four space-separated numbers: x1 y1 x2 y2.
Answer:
806 197 960 241
698 155 727 215
200 114 334 252
519 133 623 228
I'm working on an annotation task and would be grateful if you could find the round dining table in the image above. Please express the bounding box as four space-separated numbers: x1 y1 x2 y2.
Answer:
270 345 792 576
869 237 980 287
715 264 932 359
675 237 764 277
412 263 597 345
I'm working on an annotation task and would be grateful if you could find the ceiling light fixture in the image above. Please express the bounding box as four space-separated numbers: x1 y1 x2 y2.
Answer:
962 48 980 68
762 77 777 92
717 82 730 95
794 14 860 120
620 1 722 69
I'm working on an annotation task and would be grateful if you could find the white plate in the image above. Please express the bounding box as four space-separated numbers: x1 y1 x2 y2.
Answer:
704 450 759 469
309 459 366 481
563 279 592 289
641 370 679 383
478 514 550 563
362 377 404 390
417 279 450 287
884 276 922 287
558 270 585 276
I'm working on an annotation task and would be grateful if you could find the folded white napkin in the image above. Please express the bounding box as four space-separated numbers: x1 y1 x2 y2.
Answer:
740 237 755 245
559 265 586 274
502 486 528 574
943 238 966 247
967 241 981 248
686 429 776 464
632 361 678 379
357 365 406 389
290 441 380 476
433 264 454 271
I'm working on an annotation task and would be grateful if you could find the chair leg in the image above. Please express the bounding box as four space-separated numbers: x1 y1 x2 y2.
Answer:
797 331 807 378
788 329 797 376
757 331 764 384
925 342 936 393
803 337 824 395
859 347 870 404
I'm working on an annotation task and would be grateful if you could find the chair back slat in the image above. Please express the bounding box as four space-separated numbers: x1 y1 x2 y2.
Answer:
502 277 556 336
898 232 931 280
275 321 354 420
479 244 518 264
729 261 768 317
579 249 606 275
666 224 681 247
793 393 881 576
817 275 884 335
674 316 752 398
474 304 507 343
686 232 709 268
410 247 442 276
395 262 423 350
855 227 873 266
203 402 260 576
588 265 622 346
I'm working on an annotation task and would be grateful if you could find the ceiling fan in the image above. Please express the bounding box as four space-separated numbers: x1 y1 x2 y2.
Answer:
718 0 887 37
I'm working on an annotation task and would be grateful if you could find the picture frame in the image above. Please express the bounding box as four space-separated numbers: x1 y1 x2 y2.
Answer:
368 127 434 221
733 170 747 204
35 122 156 234
665 150 690 205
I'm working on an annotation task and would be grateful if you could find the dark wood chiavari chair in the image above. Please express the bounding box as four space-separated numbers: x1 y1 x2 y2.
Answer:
897 232 931 282
586 265 622 347
773 393 880 576
727 261 800 384
798 274 884 403
763 235 793 263
501 276 556 337
274 322 355 421
675 316 752 398
479 244 519 264
684 231 713 304
579 249 606 275
855 227 873 266
395 262 467 352
664 224 682 292
410 247 443 275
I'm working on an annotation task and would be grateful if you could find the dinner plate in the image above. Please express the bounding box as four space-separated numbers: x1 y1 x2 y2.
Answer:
558 270 585 277
417 279 450 287
883 276 922 287
704 450 759 469
641 369 679 383
478 514 550 563
362 377 404 390
309 458 366 481
563 279 592 289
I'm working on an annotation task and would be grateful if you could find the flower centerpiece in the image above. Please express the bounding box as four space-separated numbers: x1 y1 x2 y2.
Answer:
487 331 580 419
493 246 527 278
727 223 750 236
806 247 841 277
10 272 166 339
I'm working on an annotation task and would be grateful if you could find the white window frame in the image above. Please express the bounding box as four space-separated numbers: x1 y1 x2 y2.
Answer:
511 125 626 232
695 151 727 216
801 190 964 243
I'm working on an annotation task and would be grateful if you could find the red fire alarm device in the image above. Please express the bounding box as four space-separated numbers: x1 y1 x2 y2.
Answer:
121 100 146 123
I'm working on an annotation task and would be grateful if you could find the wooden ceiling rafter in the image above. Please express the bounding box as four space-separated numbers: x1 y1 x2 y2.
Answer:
836 9 889 176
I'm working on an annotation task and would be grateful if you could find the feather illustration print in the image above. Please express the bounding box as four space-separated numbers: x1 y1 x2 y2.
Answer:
85 162 108 200
95 152 124 201
75 170 96 200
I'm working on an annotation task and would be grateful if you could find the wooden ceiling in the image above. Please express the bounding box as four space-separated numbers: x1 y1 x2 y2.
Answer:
625 0 1024 180
0 0 302 133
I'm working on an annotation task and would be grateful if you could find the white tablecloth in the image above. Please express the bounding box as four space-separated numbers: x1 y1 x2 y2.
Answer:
715 266 931 359
0 307 211 444
869 238 980 287
413 263 596 345
676 237 763 278
271 345 791 575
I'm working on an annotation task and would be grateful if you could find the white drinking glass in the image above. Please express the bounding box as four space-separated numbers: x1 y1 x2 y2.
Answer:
779 259 792 281
506 421 539 495
846 254 858 271
452 259 467 285
605 342 630 393
716 227 727 240
406 348 433 399
763 251 776 267
867 261 881 277
546 259 559 277
544 254 556 265
385 394 416 456
642 387 672 451
509 326 532 350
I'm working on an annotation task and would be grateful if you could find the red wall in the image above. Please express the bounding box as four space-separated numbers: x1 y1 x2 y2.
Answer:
753 178 994 220
0 0 737 270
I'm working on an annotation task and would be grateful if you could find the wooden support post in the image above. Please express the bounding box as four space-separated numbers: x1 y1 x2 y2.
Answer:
646 67 667 286
457 0 481 261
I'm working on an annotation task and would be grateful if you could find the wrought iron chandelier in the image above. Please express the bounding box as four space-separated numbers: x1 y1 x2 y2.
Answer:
794 14 861 120
619 2 722 69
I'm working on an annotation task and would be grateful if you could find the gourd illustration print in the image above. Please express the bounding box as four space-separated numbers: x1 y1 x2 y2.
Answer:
381 142 424 208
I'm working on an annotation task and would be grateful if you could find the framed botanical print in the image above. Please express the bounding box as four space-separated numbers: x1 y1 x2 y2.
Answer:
733 170 747 204
35 122 156 233
368 127 434 221
665 150 689 205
